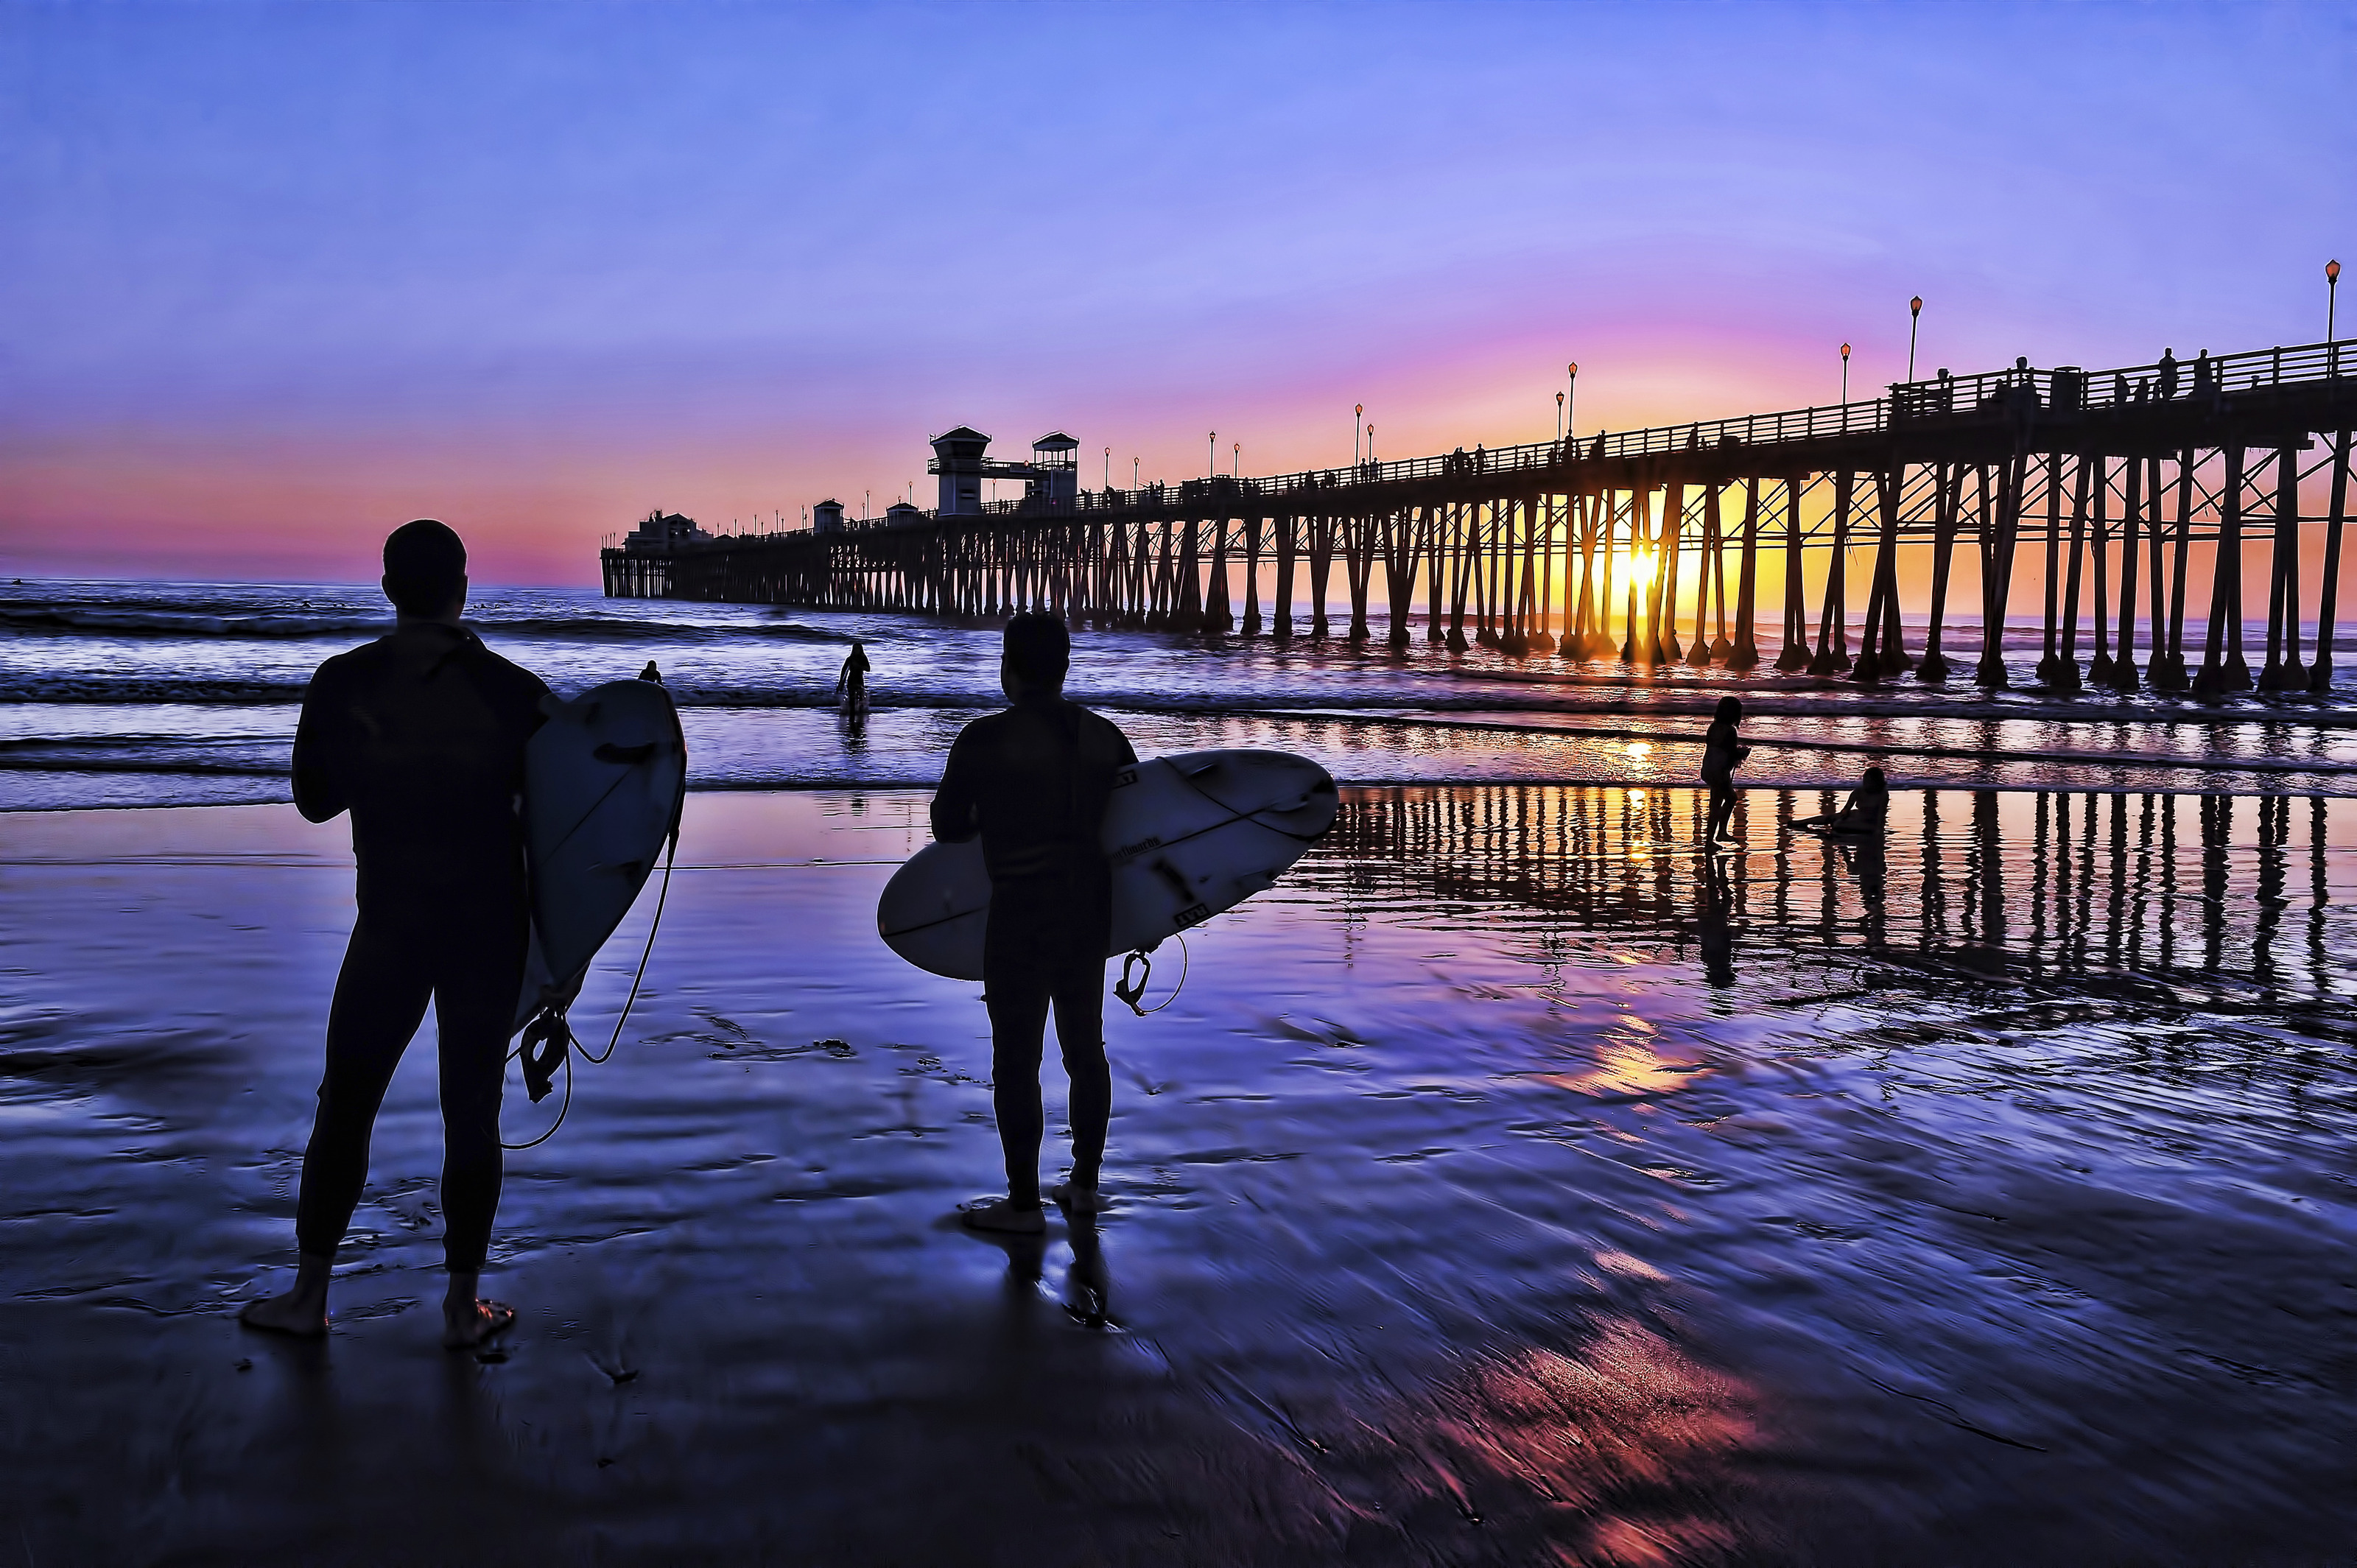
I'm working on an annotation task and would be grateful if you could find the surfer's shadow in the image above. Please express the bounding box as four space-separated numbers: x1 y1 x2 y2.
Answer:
941 1210 1121 1330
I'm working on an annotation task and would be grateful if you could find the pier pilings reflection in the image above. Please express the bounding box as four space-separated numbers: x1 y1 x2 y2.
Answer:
1313 784 2353 1007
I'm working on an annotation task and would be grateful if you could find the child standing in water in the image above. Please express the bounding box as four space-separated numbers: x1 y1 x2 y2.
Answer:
1700 695 1750 845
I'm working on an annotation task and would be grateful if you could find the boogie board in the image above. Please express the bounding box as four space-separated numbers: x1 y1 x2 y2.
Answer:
877 748 1338 982
512 672 688 1033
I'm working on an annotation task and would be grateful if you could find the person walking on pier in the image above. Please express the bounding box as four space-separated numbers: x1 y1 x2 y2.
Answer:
241 519 549 1351
932 613 1137 1234
2158 348 2179 401
1701 695 1752 845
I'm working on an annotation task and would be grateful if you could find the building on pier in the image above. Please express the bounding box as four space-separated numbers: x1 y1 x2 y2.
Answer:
929 427 1080 515
622 510 709 552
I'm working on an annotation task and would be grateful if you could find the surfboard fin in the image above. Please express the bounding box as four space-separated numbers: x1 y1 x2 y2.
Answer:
519 1008 573 1103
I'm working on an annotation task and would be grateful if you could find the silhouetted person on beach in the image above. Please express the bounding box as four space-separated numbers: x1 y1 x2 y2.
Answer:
1795 766 1889 836
1701 695 1751 844
242 519 548 1349
931 613 1137 1234
836 638 871 711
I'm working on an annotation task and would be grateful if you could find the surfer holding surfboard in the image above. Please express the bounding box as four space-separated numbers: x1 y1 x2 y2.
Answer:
242 521 546 1351
930 614 1137 1235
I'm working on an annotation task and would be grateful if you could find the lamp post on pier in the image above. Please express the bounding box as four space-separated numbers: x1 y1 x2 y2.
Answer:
1207 432 1216 479
1556 391 1565 440
1840 342 1852 404
2330 259 2342 343
1104 447 1111 489
1366 423 1375 463
1233 441 1240 479
1907 297 1923 382
1566 362 1578 437
1355 404 1364 466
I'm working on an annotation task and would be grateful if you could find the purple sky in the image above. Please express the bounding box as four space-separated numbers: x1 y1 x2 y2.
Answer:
3 1 2350 584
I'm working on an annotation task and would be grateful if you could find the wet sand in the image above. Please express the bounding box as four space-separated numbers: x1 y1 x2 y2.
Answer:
4 790 2355 1564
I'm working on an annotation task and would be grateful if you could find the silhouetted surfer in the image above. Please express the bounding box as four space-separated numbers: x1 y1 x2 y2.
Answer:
837 638 871 712
1700 695 1751 845
242 520 548 1349
931 613 1137 1234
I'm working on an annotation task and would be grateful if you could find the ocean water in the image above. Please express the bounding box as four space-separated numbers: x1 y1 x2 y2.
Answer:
4 577 2356 809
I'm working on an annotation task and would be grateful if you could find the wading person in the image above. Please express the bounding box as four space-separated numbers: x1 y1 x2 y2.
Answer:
836 638 871 712
931 613 1137 1234
241 519 549 1349
1700 695 1751 845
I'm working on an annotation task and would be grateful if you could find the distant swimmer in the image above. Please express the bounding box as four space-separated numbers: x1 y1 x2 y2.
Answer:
836 638 871 714
1700 695 1752 845
1795 765 1890 836
241 519 548 1351
931 613 1137 1234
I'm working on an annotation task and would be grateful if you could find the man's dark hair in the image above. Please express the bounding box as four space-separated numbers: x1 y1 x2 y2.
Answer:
382 519 467 616
1715 695 1743 721
1003 612 1069 687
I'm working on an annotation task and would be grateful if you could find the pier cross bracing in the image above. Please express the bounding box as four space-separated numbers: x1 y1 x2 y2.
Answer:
604 341 2357 694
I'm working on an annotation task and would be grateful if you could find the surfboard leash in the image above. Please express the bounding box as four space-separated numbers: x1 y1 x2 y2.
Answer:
1113 930 1189 1017
502 829 678 1150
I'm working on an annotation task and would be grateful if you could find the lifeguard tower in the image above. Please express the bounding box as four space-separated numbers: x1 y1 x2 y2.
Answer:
927 429 1081 516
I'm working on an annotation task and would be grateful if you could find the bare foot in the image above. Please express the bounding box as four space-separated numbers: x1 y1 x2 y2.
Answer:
1047 1181 1105 1215
239 1290 329 1338
239 1254 332 1337
958 1198 1046 1235
442 1298 517 1351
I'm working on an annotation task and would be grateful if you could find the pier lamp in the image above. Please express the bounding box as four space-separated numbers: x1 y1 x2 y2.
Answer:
1840 342 1852 404
1134 457 1139 488
1234 440 1240 479
1567 362 1578 437
1556 390 1565 441
1355 404 1364 466
2330 260 2342 344
1209 431 1216 478
1367 423 1375 463
1105 447 1111 488
1908 297 1923 382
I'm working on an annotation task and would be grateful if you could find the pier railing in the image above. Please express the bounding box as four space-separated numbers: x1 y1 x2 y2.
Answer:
796 338 2350 533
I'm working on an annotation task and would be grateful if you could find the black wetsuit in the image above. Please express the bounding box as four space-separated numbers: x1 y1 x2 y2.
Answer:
289 622 549 1272
930 692 1137 1205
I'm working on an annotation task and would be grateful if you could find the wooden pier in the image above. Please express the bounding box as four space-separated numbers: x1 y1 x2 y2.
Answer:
605 340 2356 694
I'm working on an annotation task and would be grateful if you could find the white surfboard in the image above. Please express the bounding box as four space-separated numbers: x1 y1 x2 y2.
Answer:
877 748 1338 982
513 674 687 1033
